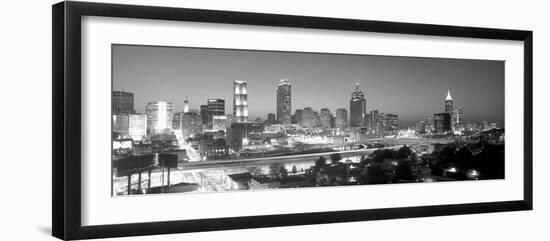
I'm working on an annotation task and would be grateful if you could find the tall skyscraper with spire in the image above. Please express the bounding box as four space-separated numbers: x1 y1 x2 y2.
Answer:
183 97 189 113
349 83 367 127
445 89 453 113
276 79 292 125
233 80 248 123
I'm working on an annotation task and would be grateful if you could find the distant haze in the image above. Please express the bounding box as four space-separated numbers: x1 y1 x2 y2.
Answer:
113 44 504 127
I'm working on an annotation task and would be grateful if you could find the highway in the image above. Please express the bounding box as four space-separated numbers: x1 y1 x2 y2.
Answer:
177 144 404 170
173 136 453 171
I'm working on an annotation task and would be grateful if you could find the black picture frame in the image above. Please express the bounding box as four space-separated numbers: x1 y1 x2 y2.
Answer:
52 1 533 240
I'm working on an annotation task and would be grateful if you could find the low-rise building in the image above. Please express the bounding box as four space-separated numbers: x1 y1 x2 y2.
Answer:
199 139 230 160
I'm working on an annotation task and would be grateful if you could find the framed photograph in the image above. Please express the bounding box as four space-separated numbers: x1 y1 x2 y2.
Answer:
52 1 533 240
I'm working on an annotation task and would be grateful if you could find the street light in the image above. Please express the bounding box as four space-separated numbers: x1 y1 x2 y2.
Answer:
466 169 480 180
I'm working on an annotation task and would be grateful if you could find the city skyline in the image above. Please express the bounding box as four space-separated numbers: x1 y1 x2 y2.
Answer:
111 44 506 196
113 44 504 126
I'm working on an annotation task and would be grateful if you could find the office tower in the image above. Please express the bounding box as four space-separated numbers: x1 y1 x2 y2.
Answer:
266 113 276 125
434 112 452 134
172 112 183 130
145 101 174 135
302 107 315 128
313 111 320 127
367 109 380 135
384 113 399 136
207 98 225 128
276 79 292 125
445 89 453 113
112 91 135 114
233 80 248 123
207 99 225 116
200 104 209 126
294 109 303 125
377 113 387 137
426 116 435 133
319 108 331 129
349 83 367 127
335 108 348 130
181 111 202 138
453 106 463 126
183 97 190 113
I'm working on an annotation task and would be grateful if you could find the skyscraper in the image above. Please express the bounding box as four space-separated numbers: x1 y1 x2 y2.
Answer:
294 109 303 126
266 113 276 125
434 112 451 134
172 112 183 130
384 113 399 136
207 99 225 116
112 91 135 114
367 109 382 136
207 98 225 128
453 106 463 127
302 107 315 128
349 83 367 127
145 101 174 135
445 89 453 113
320 108 331 128
313 111 320 127
200 104 209 126
276 79 292 125
335 108 348 131
183 97 190 113
233 80 248 123
445 90 457 131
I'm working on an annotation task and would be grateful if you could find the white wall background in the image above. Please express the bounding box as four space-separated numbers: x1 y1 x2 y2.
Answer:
0 0 547 240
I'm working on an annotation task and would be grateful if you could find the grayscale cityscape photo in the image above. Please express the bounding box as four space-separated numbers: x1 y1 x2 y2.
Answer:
111 44 505 196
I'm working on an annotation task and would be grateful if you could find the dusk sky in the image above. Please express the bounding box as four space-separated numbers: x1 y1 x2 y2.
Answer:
112 44 504 127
